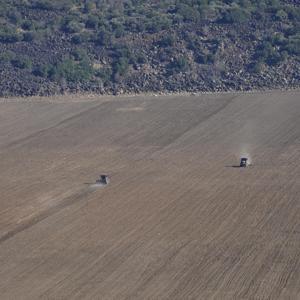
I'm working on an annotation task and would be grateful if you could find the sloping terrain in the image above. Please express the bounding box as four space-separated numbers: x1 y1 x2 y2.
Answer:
0 91 299 299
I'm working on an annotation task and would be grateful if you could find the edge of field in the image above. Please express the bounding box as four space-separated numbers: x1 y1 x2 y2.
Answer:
0 87 299 103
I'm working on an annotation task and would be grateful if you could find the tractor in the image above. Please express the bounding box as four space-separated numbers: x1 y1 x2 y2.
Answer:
240 157 249 167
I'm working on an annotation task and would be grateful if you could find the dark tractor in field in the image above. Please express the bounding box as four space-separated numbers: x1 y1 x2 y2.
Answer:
240 157 249 167
96 175 110 185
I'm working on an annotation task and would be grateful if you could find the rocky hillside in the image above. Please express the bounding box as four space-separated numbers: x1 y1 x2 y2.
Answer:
0 0 299 96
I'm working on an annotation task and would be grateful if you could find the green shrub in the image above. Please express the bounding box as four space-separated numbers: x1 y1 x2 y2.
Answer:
11 57 32 69
125 17 146 33
223 7 250 23
113 57 129 76
0 3 9 18
270 33 286 46
113 24 125 38
32 0 54 10
286 7 300 21
21 20 35 31
112 44 131 59
284 37 300 55
95 67 112 82
8 10 22 24
275 9 288 21
0 51 15 63
72 48 89 61
248 61 263 73
146 15 171 33
85 15 99 29
95 29 111 46
32 0 72 11
71 33 91 44
49 58 94 82
254 41 274 62
83 2 95 14
254 40 289 66
23 32 36 42
32 64 51 77
159 35 175 47
0 27 21 43
168 56 189 74
136 52 147 64
175 4 201 22
266 51 284 65
61 20 83 33
195 52 215 64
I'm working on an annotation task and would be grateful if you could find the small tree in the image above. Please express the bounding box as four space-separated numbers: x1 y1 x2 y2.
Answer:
11 57 32 69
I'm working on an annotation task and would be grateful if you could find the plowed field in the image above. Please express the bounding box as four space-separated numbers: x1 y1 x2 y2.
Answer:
0 91 299 299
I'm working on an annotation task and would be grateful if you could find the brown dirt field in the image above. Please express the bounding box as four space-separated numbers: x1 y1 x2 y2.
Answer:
0 91 299 299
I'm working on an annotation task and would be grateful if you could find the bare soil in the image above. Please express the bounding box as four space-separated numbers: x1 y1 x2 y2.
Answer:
0 91 299 299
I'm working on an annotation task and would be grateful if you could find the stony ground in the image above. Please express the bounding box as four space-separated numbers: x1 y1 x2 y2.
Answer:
0 1 299 96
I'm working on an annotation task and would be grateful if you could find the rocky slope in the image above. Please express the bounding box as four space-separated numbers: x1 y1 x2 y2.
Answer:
0 0 299 96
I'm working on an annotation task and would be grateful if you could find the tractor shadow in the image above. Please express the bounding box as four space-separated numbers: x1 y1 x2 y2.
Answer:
225 165 242 168
225 165 253 168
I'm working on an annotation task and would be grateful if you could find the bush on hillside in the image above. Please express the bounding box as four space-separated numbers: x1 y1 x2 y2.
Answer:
48 58 94 82
167 56 189 74
223 7 250 23
0 27 21 43
11 57 32 69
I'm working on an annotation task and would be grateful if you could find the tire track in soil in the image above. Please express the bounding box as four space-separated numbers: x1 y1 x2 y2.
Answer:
0 188 95 244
